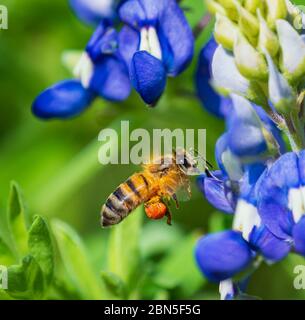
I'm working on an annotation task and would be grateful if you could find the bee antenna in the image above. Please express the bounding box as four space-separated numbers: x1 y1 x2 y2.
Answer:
205 159 213 169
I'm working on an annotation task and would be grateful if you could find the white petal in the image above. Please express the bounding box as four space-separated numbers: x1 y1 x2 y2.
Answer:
219 279 234 300
140 27 162 60
276 19 305 78
288 187 305 223
73 52 94 88
221 149 244 181
140 28 150 53
285 0 297 16
212 45 250 96
264 51 294 107
233 199 261 241
148 27 162 60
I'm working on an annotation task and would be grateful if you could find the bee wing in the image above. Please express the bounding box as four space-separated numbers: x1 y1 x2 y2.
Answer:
172 173 192 203
175 184 192 202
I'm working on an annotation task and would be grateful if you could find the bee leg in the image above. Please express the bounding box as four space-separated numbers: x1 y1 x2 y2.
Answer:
165 207 172 226
165 205 172 226
172 193 180 209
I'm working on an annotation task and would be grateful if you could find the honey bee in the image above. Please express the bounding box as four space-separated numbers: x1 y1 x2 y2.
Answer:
101 149 210 227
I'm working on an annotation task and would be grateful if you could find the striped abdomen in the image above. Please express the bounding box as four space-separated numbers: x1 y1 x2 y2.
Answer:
101 173 155 227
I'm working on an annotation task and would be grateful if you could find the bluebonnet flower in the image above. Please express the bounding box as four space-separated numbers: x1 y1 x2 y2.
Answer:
198 94 286 214
69 0 124 26
118 0 194 105
195 37 232 117
196 158 290 294
195 0 305 300
33 22 131 119
257 151 305 256
195 95 289 298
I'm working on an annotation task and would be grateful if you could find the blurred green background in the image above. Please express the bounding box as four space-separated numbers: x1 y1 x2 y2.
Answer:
0 0 304 300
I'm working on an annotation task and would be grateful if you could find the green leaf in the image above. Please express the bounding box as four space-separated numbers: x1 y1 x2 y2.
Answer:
51 219 108 300
154 232 205 297
140 222 183 259
6 255 44 300
101 271 127 299
28 216 54 285
0 237 15 265
107 207 142 293
7 182 28 256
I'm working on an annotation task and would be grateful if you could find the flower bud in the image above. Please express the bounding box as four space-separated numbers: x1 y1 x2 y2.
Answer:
212 45 250 96
218 0 241 21
285 1 305 34
234 33 268 80
266 0 287 29
276 19 305 84
214 13 239 50
234 1 259 39
285 0 298 17
244 0 264 14
206 0 227 16
212 45 268 107
264 51 297 115
257 10 279 57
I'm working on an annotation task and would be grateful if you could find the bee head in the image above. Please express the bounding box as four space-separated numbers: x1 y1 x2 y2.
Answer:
175 148 199 175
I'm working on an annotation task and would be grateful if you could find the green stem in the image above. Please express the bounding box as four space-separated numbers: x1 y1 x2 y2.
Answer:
32 138 102 215
193 13 212 39
284 111 305 152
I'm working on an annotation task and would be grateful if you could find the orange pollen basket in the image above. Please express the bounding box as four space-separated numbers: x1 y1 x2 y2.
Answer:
145 202 167 220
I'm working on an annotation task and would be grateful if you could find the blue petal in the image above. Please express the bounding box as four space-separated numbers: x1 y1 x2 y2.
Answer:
195 39 233 117
228 122 267 157
197 172 234 214
227 95 267 158
195 230 253 282
240 163 266 206
119 0 150 28
293 216 305 256
32 80 95 119
90 56 131 101
215 133 229 176
157 0 194 75
298 150 305 185
69 0 117 26
119 0 166 28
118 25 140 70
130 51 166 104
258 185 294 240
200 37 218 63
86 24 118 62
215 133 243 181
195 38 221 117
249 225 290 261
257 153 298 239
